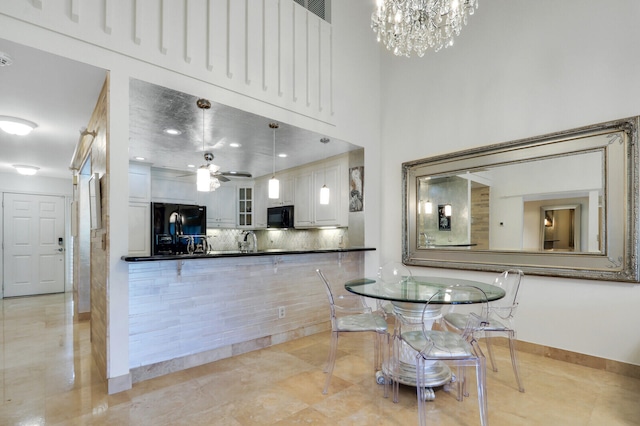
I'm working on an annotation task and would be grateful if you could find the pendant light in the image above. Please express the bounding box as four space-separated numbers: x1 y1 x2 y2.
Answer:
268 122 280 199
196 98 212 192
319 138 330 205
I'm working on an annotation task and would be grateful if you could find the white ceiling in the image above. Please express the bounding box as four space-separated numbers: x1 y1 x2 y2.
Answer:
0 38 360 182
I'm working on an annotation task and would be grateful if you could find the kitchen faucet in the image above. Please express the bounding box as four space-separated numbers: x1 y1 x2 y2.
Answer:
241 230 258 253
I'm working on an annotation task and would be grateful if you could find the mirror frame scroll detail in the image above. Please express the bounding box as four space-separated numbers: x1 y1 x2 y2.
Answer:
402 116 640 282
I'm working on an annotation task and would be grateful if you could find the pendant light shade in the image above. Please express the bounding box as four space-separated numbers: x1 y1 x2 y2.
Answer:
268 122 280 199
319 138 330 205
319 185 330 205
268 176 280 199
197 166 211 192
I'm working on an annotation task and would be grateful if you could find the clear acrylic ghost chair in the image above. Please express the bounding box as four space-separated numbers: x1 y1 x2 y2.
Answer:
376 261 413 318
443 269 525 392
316 269 388 394
399 285 489 426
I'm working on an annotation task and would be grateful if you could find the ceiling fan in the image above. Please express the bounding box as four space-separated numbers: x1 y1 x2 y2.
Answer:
194 98 252 192
199 151 252 183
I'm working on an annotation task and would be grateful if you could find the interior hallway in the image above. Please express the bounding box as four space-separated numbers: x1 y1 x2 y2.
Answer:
0 293 638 425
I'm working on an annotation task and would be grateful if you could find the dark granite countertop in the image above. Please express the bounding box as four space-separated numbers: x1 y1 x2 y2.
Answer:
121 247 376 262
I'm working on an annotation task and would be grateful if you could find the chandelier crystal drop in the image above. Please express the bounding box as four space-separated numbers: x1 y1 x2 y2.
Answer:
371 0 478 57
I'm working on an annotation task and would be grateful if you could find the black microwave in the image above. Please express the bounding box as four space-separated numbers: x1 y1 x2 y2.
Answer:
267 205 294 228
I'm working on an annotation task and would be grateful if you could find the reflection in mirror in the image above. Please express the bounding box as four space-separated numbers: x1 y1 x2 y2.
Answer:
404 116 640 282
416 151 603 253
538 205 582 252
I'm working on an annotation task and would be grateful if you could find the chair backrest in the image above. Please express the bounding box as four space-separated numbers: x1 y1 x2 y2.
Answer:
490 269 524 320
422 285 489 355
378 261 412 284
316 269 337 324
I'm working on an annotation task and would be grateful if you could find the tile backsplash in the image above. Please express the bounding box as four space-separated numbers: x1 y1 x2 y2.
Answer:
205 228 349 251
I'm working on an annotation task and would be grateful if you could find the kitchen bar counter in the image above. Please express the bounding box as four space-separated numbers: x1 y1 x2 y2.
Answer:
121 246 375 262
124 249 374 384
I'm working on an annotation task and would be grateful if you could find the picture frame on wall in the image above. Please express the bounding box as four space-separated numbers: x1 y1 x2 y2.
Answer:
438 204 451 231
349 166 364 212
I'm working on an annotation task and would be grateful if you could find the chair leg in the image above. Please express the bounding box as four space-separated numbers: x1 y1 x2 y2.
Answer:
322 331 339 394
416 355 427 426
383 332 390 398
475 356 488 426
508 331 525 392
392 334 401 403
484 334 498 372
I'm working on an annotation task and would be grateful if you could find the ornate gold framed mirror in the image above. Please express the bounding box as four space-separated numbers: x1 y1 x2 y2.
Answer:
402 116 639 282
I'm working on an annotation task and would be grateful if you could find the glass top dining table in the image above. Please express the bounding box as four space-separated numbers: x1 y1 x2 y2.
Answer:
345 275 505 395
344 276 505 304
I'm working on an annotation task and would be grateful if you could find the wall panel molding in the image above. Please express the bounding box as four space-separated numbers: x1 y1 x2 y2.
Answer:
0 0 335 123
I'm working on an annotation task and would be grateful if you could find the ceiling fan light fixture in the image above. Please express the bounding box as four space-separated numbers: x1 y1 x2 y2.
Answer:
197 166 211 192
0 116 37 136
196 98 219 192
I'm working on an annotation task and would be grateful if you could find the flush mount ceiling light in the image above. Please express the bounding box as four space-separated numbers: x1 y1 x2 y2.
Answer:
0 116 38 136
268 122 280 199
13 164 39 175
371 0 479 57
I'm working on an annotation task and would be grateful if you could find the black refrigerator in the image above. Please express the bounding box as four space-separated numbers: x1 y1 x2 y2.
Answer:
151 202 207 255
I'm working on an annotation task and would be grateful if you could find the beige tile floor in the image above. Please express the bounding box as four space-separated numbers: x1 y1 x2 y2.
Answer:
1 293 639 425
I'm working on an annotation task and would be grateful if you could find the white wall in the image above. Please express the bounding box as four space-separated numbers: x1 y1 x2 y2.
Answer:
379 0 640 365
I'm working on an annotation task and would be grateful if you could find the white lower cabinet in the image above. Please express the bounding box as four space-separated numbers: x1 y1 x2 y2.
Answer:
197 184 237 228
128 202 150 256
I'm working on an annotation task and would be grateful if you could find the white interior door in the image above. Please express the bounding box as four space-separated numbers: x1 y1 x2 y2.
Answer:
3 193 65 297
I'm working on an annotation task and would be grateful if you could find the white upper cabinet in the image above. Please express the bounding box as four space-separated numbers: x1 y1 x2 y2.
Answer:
151 169 198 204
197 184 237 228
237 185 254 228
253 178 268 229
129 162 151 202
267 174 294 207
294 156 348 228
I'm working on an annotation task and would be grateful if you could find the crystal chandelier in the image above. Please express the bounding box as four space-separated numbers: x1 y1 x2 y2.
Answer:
371 0 478 57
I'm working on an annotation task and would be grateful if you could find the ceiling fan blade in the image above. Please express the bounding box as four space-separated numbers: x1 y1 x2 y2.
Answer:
219 171 252 178
216 175 230 182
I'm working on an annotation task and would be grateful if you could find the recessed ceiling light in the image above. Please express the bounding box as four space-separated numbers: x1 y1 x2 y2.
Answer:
0 116 37 136
229 143 241 148
164 128 181 135
134 156 145 161
13 165 39 175
187 164 196 168
278 153 287 158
